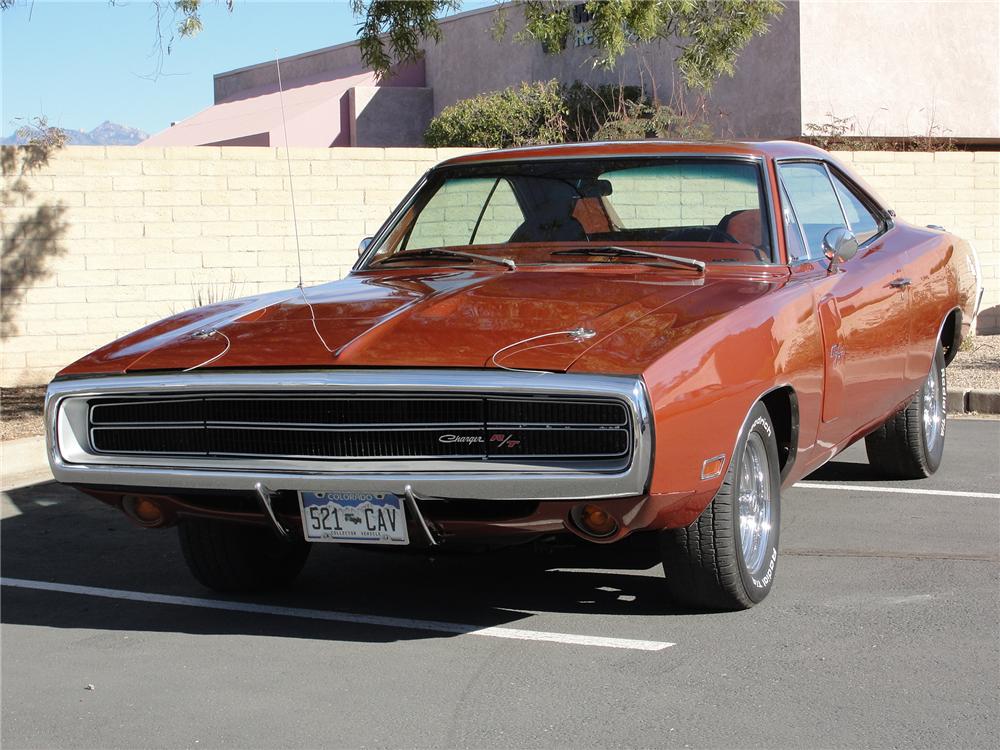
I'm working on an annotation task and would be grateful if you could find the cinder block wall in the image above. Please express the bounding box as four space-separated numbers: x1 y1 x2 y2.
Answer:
1 146 476 386
1 146 997 386
835 150 999 336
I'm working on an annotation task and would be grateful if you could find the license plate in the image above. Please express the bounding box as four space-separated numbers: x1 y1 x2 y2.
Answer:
298 491 409 545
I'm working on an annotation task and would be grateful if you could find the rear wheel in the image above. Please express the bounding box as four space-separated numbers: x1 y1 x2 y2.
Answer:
178 518 310 593
660 402 781 610
865 342 947 479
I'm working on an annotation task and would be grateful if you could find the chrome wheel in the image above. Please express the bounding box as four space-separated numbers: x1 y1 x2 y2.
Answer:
737 431 773 578
923 363 944 453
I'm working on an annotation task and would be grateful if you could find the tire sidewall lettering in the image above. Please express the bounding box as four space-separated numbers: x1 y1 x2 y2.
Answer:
751 548 778 589
734 404 781 604
939 364 947 438
750 415 773 437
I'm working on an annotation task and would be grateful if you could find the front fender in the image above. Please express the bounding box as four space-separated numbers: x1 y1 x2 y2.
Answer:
640 280 822 526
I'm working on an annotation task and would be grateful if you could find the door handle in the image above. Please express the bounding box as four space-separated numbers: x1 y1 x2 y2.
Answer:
889 278 912 288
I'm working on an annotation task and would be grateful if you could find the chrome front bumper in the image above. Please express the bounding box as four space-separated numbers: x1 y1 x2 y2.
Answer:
46 370 653 501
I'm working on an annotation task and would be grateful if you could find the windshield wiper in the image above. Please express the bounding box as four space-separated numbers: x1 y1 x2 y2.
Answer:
551 246 706 273
370 248 516 270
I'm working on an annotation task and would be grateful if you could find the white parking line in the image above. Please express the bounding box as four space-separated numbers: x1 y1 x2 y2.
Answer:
0 577 674 652
793 482 1000 499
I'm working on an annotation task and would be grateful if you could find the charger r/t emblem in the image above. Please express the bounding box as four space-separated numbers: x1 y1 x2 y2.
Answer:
490 433 521 449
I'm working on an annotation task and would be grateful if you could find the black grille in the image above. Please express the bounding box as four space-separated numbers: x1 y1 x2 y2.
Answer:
93 427 207 454
486 399 627 426
88 393 631 462
91 397 482 426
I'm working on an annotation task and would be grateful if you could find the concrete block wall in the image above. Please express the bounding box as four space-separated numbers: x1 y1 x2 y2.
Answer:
603 163 760 227
2 146 476 386
834 150 1000 334
1 146 997 387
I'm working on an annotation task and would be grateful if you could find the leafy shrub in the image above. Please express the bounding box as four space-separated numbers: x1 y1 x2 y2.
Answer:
425 80 713 147
423 80 567 149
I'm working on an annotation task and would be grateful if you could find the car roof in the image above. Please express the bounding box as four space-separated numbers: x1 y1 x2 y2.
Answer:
437 140 832 166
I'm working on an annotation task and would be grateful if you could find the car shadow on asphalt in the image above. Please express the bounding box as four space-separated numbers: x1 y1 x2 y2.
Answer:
805 458 885 482
1 481 702 645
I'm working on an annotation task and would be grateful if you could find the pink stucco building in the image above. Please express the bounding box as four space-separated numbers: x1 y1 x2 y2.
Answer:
143 1 999 148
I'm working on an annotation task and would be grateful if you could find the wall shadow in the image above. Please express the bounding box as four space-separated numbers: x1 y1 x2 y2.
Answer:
1 481 695 646
975 304 999 336
1 144 68 339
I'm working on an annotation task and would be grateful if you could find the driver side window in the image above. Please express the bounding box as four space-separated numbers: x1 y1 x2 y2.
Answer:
831 174 882 244
777 162 847 261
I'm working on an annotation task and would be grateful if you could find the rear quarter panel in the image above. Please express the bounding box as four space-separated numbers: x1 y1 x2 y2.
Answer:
903 224 979 378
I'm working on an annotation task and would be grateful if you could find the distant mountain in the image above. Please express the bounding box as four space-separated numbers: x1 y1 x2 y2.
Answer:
1 121 149 146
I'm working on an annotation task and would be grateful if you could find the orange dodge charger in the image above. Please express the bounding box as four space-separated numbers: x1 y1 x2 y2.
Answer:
45 141 981 609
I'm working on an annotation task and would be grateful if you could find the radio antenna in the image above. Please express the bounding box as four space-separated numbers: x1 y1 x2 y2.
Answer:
275 51 335 355
275 51 304 288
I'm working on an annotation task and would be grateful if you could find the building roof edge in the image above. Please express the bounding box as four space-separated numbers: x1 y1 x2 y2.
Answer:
213 4 497 82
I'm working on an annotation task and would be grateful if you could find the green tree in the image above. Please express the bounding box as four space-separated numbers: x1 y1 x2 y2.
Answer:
517 0 782 91
1 1 781 92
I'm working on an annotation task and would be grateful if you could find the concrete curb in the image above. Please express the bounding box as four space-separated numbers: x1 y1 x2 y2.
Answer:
948 389 1000 415
1 435 50 486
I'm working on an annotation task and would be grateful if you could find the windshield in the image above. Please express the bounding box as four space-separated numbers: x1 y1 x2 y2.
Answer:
363 157 774 268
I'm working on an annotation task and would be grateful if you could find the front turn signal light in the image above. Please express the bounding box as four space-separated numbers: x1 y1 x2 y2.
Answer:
572 503 619 538
122 495 165 526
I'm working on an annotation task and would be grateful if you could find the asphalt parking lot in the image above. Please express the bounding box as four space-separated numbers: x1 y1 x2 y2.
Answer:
2 418 998 749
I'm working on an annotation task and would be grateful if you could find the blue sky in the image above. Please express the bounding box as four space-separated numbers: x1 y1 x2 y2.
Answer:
1 0 490 137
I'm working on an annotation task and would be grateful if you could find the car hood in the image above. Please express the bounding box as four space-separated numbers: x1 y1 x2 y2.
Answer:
59 266 782 377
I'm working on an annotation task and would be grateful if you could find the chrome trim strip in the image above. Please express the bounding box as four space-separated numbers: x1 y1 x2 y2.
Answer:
823 161 853 230
437 150 767 166
46 370 653 502
91 424 628 434
91 420 486 429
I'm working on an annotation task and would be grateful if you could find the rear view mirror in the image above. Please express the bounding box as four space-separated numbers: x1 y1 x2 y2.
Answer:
578 179 613 198
822 227 859 273
358 237 373 257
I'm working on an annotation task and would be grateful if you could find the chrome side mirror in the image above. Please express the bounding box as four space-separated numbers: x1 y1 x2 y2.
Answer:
358 237 373 257
822 227 859 273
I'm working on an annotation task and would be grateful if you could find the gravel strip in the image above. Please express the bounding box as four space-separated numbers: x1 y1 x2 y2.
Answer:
949 334 1000 391
1 386 46 441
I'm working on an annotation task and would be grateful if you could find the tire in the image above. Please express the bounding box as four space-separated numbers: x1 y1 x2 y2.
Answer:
865 342 947 479
178 519 310 593
660 402 781 610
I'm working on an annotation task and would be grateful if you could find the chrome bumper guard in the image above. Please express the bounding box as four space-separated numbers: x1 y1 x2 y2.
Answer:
46 370 653 502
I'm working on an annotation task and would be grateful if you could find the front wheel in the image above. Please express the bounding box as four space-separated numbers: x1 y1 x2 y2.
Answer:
865 342 947 479
660 402 781 610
